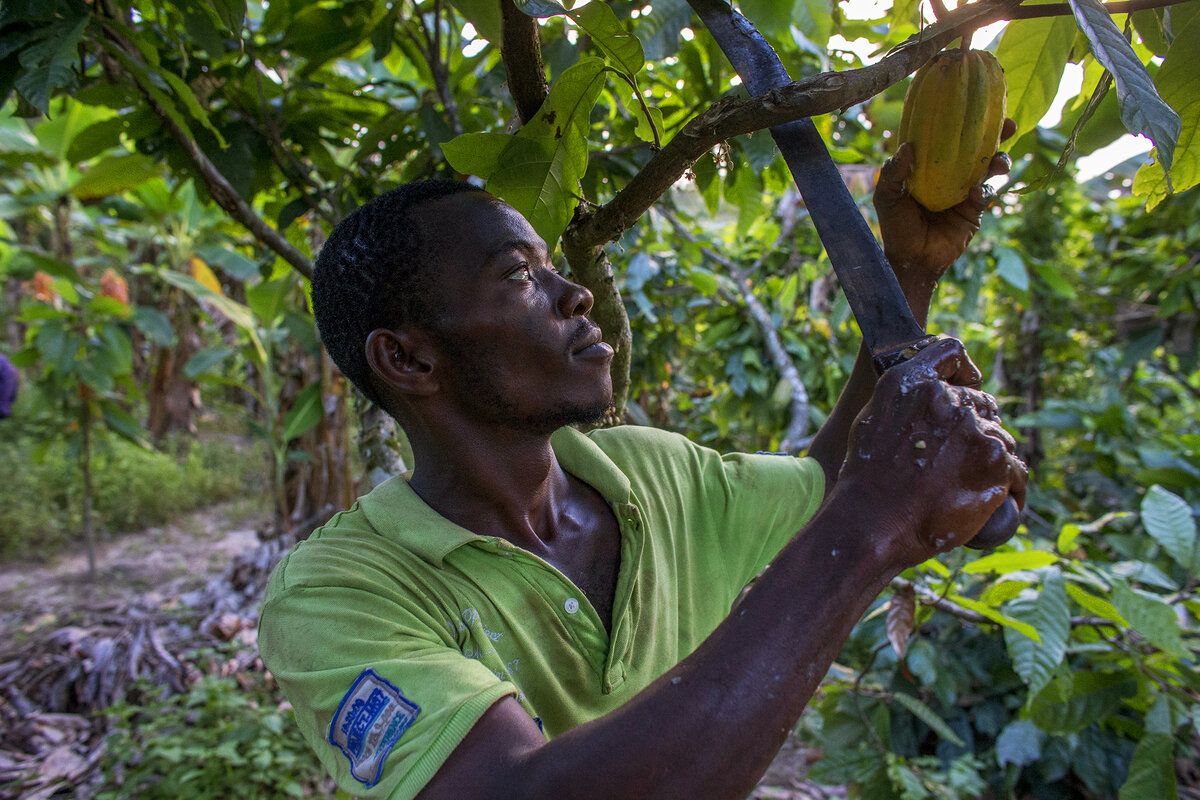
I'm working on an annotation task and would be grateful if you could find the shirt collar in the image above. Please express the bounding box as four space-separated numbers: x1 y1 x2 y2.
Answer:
357 426 634 566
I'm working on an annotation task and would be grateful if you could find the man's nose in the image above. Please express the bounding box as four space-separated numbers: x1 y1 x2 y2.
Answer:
554 273 594 318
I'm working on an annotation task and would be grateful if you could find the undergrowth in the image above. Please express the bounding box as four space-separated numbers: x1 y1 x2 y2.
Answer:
99 667 332 799
0 404 267 561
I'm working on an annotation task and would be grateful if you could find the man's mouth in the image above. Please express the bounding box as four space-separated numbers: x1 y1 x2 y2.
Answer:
571 324 614 359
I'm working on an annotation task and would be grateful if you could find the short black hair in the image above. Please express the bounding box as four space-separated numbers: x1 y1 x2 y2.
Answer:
312 179 481 409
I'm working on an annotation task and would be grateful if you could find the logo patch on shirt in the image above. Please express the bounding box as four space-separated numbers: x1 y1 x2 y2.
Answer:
328 669 420 787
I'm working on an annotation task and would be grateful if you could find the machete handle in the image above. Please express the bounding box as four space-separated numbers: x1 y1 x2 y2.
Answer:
967 496 1021 550
872 336 1022 550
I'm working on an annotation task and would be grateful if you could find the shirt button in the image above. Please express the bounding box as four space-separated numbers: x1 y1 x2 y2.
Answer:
564 598 579 614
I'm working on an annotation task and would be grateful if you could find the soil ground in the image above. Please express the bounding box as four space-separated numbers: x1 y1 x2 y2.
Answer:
0 503 843 800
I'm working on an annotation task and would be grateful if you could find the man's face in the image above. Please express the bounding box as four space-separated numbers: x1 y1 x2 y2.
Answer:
414 192 614 433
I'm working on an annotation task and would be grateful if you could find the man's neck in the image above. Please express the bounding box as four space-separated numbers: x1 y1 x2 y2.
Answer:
407 424 569 549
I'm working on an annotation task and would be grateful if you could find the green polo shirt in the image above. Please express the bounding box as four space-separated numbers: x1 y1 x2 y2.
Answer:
258 425 824 799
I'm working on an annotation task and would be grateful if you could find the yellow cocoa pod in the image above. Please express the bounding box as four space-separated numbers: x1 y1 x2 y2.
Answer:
897 49 1007 212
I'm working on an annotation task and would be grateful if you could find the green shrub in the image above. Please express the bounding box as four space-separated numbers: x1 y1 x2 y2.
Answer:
0 412 266 561
99 672 330 799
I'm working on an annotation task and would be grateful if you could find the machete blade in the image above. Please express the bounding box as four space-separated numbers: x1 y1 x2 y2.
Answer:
689 0 934 373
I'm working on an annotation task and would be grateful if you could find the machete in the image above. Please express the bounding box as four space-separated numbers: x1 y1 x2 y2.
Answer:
687 0 1020 547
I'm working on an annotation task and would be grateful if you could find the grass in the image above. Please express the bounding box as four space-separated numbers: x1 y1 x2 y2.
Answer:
0 400 268 563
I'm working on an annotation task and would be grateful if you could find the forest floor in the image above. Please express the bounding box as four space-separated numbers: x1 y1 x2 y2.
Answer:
0 503 844 800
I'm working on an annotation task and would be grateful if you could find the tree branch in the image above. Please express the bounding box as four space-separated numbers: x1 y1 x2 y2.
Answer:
501 0 550 125
97 22 314 280
1007 0 1192 18
569 20 968 248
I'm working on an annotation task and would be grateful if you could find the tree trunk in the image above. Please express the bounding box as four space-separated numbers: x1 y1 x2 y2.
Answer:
79 395 96 581
562 221 633 420
147 291 199 439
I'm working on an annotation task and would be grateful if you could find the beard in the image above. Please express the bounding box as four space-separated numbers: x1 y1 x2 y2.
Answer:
434 332 613 435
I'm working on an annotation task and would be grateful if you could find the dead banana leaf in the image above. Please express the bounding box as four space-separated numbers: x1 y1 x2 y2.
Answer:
887 584 917 659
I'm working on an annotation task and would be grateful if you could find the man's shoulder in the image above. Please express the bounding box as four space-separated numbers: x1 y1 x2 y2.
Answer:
264 502 379 596
581 423 707 459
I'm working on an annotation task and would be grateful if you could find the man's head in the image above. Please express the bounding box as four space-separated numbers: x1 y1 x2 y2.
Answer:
313 180 480 410
313 181 614 433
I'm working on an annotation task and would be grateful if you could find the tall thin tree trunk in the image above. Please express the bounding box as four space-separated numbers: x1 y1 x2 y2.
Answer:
80 395 96 581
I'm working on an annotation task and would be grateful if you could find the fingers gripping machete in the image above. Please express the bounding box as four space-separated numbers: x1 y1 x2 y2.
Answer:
687 0 1020 548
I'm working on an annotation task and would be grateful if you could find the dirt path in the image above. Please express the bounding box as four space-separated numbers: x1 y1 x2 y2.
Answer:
0 502 268 630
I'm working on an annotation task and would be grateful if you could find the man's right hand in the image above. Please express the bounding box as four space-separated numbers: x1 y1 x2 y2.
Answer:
832 337 1027 566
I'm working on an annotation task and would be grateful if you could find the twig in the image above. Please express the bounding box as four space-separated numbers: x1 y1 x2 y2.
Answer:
421 2 464 137
891 576 991 624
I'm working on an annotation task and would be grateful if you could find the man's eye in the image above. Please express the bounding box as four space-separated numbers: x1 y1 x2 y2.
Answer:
508 264 532 281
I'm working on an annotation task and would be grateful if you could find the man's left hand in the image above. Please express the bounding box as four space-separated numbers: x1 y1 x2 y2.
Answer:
874 118 1018 279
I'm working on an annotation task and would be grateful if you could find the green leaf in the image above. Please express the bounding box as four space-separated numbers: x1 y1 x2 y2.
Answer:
485 58 608 246
633 0 692 60
184 346 235 378
103 45 200 152
97 325 133 375
996 16 1077 140
281 382 323 443
890 692 965 747
1031 261 1078 299
1110 580 1189 658
1005 569 1069 698
66 109 159 164
730 165 764 239
194 244 259 281
15 248 76 281
280 1 382 73
948 594 1040 641
994 246 1029 292
99 399 149 448
448 0 503 42
1057 523 1081 553
1065 583 1127 625
514 0 568 17
568 3 644 77
1118 733 1179 800
1068 0 1181 173
980 579 1031 606
132 306 177 347
70 154 159 200
1132 8 1171 56
688 268 718 297
962 550 1058 574
995 719 1042 767
1132 15 1200 209
159 69 228 149
1028 670 1135 734
246 275 295 327
1141 484 1198 572
158 270 268 364
442 132 512 178
13 11 88 114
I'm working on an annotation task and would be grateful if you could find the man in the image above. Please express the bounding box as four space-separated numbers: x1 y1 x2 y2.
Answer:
259 139 1026 800
0 353 18 419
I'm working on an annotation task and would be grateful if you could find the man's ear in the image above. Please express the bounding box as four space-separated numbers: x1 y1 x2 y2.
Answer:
365 327 439 397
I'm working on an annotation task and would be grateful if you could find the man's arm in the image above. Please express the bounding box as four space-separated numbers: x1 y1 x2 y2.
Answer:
418 339 1026 800
807 127 1016 490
